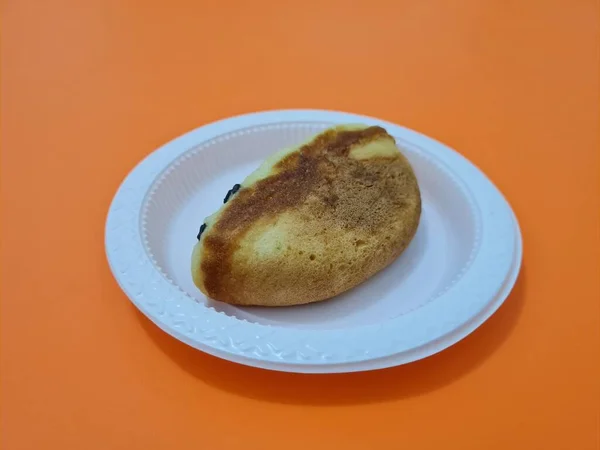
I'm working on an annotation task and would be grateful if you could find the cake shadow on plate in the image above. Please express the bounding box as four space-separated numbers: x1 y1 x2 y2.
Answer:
134 265 526 405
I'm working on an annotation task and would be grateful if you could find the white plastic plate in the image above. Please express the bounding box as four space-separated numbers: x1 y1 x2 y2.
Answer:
106 110 522 373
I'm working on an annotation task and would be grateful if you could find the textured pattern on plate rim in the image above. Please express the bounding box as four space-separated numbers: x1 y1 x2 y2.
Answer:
140 123 482 321
106 110 516 365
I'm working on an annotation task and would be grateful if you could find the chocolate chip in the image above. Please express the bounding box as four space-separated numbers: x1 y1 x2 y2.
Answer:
223 183 241 203
197 223 207 240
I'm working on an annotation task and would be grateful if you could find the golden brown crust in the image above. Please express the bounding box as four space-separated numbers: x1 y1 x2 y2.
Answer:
194 125 421 306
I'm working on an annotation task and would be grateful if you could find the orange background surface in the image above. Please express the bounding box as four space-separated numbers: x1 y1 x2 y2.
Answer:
2 0 599 449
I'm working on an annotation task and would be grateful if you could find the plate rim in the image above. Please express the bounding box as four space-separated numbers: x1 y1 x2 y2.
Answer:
105 109 521 371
